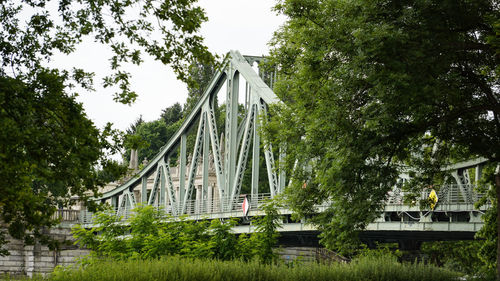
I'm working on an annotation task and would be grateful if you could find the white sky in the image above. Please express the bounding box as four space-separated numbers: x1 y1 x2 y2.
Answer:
56 0 285 132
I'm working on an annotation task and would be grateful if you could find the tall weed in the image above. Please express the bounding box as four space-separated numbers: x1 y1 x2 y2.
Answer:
34 255 461 281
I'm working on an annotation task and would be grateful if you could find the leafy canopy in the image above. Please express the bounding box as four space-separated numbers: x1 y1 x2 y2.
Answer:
1 0 214 103
0 0 213 252
0 71 124 253
265 0 499 253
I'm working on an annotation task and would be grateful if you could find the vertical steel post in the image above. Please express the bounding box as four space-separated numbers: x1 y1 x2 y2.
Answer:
195 186 201 214
208 183 213 213
260 102 279 197
141 176 147 204
179 133 187 213
229 105 254 209
183 115 205 214
225 69 239 209
202 112 209 213
160 166 166 207
205 99 225 208
476 164 483 182
111 196 118 210
251 102 260 203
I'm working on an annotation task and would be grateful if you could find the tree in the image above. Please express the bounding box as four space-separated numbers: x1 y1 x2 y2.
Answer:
208 218 239 261
251 200 282 264
161 102 183 125
184 62 216 114
73 206 258 261
123 118 181 164
0 71 122 253
126 116 145 135
123 103 185 164
420 240 484 275
0 0 213 252
266 0 498 267
123 62 216 165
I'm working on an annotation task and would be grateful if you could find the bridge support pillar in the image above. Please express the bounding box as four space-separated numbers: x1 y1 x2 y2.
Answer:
469 211 483 223
419 212 432 223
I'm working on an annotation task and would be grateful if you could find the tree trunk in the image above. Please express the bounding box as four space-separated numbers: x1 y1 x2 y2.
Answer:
496 165 500 281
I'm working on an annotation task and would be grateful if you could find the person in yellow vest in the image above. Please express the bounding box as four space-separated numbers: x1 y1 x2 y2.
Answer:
428 187 438 210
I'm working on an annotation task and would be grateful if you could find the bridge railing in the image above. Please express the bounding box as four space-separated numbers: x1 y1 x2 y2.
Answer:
386 184 486 206
77 184 488 225
79 193 274 225
51 209 81 222
182 193 273 215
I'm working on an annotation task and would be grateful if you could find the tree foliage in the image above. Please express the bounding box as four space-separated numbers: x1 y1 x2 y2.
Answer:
123 111 183 164
184 62 216 114
1 0 213 104
160 102 183 125
0 0 213 253
252 200 282 264
0 71 123 253
72 205 281 263
265 0 499 254
476 163 500 276
420 240 484 275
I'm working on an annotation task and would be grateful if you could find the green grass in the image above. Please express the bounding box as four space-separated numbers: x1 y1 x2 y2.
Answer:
28 255 461 281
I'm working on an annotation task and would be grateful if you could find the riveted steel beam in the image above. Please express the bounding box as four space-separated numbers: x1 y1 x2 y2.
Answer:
229 104 256 209
182 115 206 214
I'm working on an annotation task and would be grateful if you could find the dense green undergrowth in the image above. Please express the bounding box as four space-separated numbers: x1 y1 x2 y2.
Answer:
29 255 460 281
72 203 283 264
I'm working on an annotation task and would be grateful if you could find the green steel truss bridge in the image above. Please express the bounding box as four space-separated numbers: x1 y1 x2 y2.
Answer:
80 51 490 246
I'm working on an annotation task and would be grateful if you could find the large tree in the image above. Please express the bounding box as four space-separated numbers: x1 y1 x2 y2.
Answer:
0 0 212 252
266 0 498 270
0 71 125 253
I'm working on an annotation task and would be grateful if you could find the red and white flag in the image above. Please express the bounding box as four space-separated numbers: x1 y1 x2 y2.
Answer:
242 196 250 216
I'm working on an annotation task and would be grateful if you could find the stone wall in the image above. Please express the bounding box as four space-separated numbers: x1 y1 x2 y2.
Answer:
278 247 317 263
278 247 349 264
0 225 89 277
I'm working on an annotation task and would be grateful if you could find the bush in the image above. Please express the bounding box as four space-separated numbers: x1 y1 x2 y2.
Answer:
72 205 262 261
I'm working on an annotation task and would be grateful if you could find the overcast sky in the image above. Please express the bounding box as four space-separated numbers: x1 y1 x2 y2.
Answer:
55 1 285 132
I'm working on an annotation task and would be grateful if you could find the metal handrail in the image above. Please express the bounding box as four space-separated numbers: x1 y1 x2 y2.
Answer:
79 193 274 224
386 184 486 205
52 209 81 222
78 184 488 225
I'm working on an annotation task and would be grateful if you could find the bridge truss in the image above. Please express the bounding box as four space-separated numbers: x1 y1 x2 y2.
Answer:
99 51 282 216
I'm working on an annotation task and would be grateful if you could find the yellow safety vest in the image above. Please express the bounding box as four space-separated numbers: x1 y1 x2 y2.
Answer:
428 189 438 210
